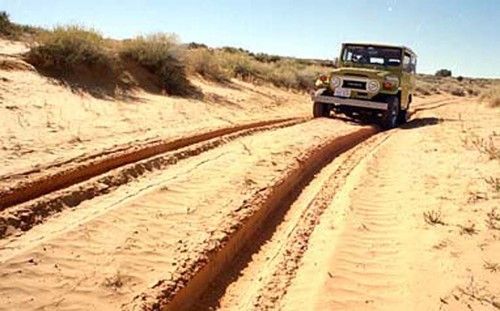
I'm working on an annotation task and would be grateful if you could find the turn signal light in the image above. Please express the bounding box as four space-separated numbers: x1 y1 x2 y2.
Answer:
383 81 394 90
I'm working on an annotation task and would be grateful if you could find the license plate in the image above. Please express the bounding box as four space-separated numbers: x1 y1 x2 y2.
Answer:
334 88 351 98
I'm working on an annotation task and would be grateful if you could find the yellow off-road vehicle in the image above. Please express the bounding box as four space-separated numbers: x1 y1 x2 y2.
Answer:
312 43 417 129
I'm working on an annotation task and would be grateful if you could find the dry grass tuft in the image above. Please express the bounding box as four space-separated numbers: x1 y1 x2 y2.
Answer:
185 49 229 82
480 85 500 108
458 222 478 235
423 209 445 225
26 25 111 72
486 208 500 230
414 74 494 98
462 132 499 161
0 11 40 39
484 177 500 193
483 261 500 273
186 48 326 91
119 33 198 96
467 190 488 204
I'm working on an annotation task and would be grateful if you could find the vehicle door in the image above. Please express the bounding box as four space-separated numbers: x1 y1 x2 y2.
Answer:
401 51 413 109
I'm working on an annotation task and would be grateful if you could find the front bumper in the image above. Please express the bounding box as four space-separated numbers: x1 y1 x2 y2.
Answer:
313 94 388 110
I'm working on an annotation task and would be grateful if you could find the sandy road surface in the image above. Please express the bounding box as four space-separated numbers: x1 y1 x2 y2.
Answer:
0 119 372 310
188 96 500 311
1 94 498 311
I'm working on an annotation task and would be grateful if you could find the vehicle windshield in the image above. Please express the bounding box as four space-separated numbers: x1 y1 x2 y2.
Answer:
342 45 402 67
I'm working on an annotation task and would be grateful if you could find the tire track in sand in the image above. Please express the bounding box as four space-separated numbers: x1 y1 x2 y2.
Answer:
200 132 392 311
0 117 304 210
0 118 305 239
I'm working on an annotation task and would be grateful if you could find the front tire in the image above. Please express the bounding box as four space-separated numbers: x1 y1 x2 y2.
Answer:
380 96 400 129
397 108 408 124
313 102 330 118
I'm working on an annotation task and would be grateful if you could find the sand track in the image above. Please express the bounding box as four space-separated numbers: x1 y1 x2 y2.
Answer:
0 117 304 210
189 131 391 311
0 118 305 238
1 95 498 311
0 119 375 310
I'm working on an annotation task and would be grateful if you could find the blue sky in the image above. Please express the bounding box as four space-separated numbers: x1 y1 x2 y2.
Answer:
1 0 499 78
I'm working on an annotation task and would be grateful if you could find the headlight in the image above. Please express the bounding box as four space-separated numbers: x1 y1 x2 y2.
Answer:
383 75 399 90
330 76 342 88
367 80 380 92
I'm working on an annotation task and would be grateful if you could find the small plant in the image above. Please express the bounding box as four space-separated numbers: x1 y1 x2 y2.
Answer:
467 190 488 203
484 177 500 193
486 208 500 230
103 271 124 289
462 132 499 161
483 260 500 273
423 209 445 225
458 222 477 235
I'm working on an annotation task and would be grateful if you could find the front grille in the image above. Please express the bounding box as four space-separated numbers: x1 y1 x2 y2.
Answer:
343 80 366 90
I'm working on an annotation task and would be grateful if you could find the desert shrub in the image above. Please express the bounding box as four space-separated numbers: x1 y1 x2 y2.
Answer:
435 69 452 77
253 53 282 63
450 87 466 96
215 51 324 91
466 87 480 96
457 76 464 82
296 66 321 90
0 11 23 38
120 33 196 96
263 60 323 90
0 11 41 40
185 49 229 82
186 42 208 50
415 85 431 96
480 86 500 108
0 11 11 32
26 25 111 72
218 51 266 81
415 76 441 96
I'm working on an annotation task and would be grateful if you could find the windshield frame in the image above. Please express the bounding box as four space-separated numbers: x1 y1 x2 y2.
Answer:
340 44 404 69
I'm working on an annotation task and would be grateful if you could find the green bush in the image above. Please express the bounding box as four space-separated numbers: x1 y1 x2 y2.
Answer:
435 69 452 77
26 25 111 71
120 33 196 96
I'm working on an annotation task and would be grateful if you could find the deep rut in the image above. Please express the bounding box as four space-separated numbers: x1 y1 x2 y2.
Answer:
187 132 392 311
0 118 305 238
0 117 304 210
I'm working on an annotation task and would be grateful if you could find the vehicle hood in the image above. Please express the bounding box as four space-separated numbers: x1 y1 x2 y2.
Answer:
331 67 397 80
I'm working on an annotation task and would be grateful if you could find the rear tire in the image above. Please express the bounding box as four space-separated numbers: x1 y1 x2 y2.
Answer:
313 102 330 118
380 96 400 129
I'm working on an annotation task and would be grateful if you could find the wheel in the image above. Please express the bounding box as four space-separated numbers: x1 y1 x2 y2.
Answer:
397 108 408 124
313 102 330 118
380 96 400 129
